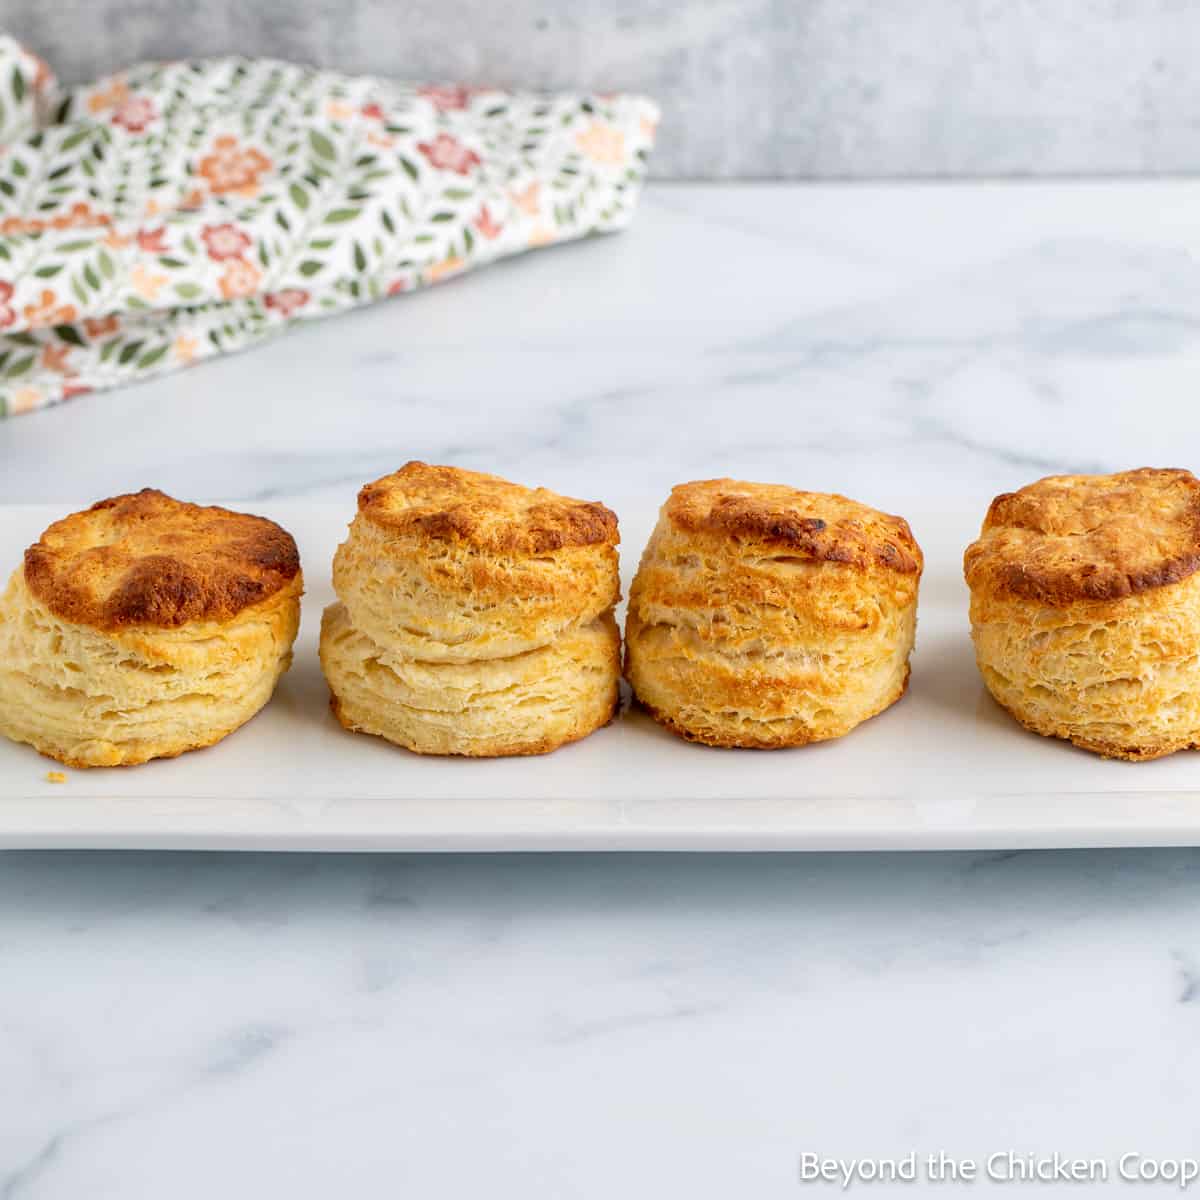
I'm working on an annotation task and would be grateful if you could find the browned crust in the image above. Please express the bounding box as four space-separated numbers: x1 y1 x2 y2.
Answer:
663 478 922 575
633 665 911 749
964 467 1200 605
986 691 1197 762
357 461 619 555
24 489 301 631
327 689 619 758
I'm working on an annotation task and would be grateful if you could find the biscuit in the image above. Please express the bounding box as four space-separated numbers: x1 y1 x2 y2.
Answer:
964 467 1200 760
0 490 302 767
322 463 620 756
624 478 922 747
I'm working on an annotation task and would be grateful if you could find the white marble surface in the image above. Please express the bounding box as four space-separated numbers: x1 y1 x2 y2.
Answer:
3 181 1200 1194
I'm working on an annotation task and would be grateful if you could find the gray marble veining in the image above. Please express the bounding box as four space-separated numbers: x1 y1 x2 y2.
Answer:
7 0 1200 178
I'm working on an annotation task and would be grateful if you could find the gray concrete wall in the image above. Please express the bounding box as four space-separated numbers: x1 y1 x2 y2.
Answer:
8 0 1199 179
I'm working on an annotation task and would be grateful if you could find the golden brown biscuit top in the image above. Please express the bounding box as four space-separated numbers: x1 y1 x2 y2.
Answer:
356 462 619 554
964 468 1200 604
24 489 301 630
662 478 922 574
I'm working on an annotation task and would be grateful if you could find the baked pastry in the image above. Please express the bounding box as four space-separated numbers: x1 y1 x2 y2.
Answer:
320 462 620 755
624 478 923 747
0 490 302 767
964 467 1200 760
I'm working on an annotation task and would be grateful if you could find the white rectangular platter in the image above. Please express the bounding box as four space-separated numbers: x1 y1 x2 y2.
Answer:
1 498 1199 851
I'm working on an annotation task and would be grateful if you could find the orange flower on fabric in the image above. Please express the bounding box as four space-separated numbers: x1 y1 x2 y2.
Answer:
1 216 45 236
197 135 272 195
84 315 120 337
575 122 626 165
473 205 502 240
87 78 129 113
387 280 408 296
130 264 168 301
509 181 541 215
10 388 44 415
417 133 480 175
428 256 465 284
173 334 199 363
49 202 110 232
22 290 76 328
0 282 15 329
202 223 251 261
40 344 74 375
218 259 262 299
136 227 168 253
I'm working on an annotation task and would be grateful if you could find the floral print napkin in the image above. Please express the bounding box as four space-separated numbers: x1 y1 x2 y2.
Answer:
0 36 658 416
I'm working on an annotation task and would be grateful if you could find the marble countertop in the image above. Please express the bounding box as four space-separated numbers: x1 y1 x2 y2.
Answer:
3 181 1200 1195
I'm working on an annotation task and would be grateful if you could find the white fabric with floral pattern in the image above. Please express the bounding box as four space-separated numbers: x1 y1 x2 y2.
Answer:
0 36 658 415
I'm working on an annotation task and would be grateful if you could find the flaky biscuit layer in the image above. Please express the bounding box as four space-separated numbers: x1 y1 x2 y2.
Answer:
970 587 1200 760
0 569 301 767
320 603 619 756
334 463 619 661
334 512 619 662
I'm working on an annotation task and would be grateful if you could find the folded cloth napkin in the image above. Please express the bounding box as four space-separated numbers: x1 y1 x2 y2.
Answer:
0 36 658 416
